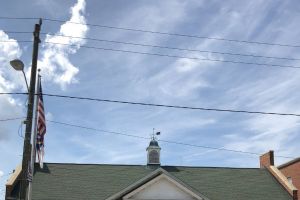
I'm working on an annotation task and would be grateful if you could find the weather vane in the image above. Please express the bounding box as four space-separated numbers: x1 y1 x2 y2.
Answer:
151 128 161 140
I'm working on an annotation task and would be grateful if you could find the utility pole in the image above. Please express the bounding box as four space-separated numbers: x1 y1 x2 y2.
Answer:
19 19 42 200
27 71 41 200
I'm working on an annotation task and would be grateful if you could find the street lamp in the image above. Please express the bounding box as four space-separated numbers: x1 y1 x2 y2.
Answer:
10 59 29 92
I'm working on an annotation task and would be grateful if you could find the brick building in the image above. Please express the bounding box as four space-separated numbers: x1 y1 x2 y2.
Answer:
278 158 300 200
260 151 299 200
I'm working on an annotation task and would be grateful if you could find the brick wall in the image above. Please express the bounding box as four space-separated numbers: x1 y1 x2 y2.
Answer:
280 161 300 200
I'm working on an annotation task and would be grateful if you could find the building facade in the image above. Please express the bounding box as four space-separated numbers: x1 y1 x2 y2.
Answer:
260 151 298 200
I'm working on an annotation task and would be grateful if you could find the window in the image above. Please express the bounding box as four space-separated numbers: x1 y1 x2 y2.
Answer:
287 177 292 184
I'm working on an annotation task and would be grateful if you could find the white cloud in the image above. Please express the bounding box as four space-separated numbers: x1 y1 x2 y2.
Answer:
0 31 24 140
0 30 23 93
38 0 88 88
0 170 3 178
0 0 88 195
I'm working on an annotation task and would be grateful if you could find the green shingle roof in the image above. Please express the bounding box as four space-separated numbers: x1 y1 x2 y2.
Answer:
32 163 292 200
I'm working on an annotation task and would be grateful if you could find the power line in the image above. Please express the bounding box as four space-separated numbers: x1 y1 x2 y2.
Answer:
3 30 300 61
0 92 296 158
39 93 300 117
48 120 149 139
41 18 300 48
0 117 24 122
0 17 38 20
0 40 32 43
2 92 298 117
2 36 299 69
158 139 294 159
47 119 295 159
0 92 28 95
40 33 300 61
1 31 33 34
44 41 300 69
1 16 299 48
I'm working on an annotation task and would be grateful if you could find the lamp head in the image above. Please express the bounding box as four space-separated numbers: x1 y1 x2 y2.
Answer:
10 59 24 71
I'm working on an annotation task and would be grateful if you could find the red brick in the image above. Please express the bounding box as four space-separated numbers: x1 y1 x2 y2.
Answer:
260 150 274 168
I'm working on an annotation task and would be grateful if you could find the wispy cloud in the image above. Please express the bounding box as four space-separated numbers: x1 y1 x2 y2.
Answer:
1 0 300 186
224 97 300 165
38 0 88 88
0 0 88 137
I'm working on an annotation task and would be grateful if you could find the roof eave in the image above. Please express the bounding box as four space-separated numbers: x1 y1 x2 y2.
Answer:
6 164 22 186
278 158 300 169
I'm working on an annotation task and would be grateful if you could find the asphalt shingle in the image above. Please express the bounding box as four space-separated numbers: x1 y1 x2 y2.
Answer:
32 163 292 200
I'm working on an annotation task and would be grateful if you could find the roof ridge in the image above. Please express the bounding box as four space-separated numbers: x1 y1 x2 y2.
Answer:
39 162 146 166
40 162 260 169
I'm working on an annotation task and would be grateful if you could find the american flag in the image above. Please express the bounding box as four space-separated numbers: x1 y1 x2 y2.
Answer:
36 80 46 168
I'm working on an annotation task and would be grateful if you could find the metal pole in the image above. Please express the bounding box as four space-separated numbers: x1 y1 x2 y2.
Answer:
19 19 42 200
27 72 41 200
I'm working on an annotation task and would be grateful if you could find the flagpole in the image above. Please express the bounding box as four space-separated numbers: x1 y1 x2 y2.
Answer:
27 70 41 200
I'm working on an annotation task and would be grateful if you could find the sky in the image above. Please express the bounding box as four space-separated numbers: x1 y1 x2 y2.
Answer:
1 0 300 198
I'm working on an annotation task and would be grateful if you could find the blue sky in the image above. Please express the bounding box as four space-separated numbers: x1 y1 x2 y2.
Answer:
1 0 300 198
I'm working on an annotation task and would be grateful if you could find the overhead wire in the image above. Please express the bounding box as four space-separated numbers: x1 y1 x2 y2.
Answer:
40 33 300 61
0 17 38 20
2 92 300 117
1 31 33 34
0 40 32 43
0 117 25 122
157 139 294 159
0 104 296 158
1 35 299 69
0 15 299 158
1 117 280 178
41 18 300 48
41 93 300 117
0 92 28 95
44 41 300 69
2 30 300 61
48 120 149 140
0 17 298 171
0 16 299 48
47 119 295 159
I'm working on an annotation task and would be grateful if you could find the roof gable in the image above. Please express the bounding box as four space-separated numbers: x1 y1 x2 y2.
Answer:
123 173 204 200
107 168 208 200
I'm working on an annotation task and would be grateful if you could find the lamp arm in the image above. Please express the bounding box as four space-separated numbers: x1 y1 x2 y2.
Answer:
22 70 29 92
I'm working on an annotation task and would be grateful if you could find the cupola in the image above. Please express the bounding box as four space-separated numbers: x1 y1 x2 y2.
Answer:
146 134 161 166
